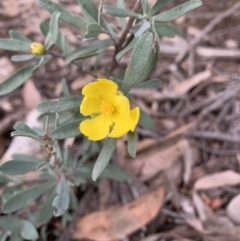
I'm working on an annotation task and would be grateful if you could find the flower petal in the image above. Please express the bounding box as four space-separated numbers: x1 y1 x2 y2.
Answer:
79 114 113 141
113 95 130 116
109 107 140 138
80 95 101 116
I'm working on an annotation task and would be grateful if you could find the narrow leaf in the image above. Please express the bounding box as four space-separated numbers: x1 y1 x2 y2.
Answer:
11 55 35 62
104 5 139 18
155 0 202 22
2 182 54 213
117 0 126 27
122 32 159 94
0 161 40 175
37 96 82 113
9 30 32 43
155 23 182 37
52 118 83 139
61 78 70 97
0 39 30 52
0 64 36 96
14 121 38 135
12 154 42 163
139 108 154 130
11 131 40 141
116 38 138 61
127 131 137 158
135 20 150 38
85 23 103 39
141 0 147 14
135 79 161 88
149 0 173 16
36 0 87 29
92 138 117 181
21 220 39 240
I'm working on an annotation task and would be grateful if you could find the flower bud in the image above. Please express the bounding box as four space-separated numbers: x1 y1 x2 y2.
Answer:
30 42 45 55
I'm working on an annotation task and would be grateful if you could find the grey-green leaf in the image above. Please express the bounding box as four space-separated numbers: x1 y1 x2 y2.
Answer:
11 131 40 141
20 220 39 240
155 0 202 22
141 0 148 14
104 5 139 18
116 38 138 61
36 0 87 29
65 39 111 64
37 96 82 113
139 108 154 130
0 161 40 175
135 20 151 38
85 23 103 39
117 0 126 27
52 119 84 139
149 0 173 16
45 12 61 49
2 182 54 213
154 23 182 37
11 55 35 62
92 138 117 181
122 32 159 94
135 79 161 88
0 39 30 52
9 30 32 43
14 121 38 135
0 64 36 96
127 131 137 158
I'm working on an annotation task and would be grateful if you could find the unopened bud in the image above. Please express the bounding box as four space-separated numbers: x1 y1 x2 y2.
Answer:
30 42 45 55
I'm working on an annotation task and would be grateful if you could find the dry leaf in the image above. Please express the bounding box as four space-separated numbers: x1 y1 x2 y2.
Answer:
22 80 41 110
73 186 165 241
194 170 240 190
227 194 240 224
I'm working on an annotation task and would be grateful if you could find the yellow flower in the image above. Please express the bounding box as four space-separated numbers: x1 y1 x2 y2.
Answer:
79 78 140 141
30 42 45 55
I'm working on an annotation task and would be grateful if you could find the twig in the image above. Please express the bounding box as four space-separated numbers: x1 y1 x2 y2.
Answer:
57 188 93 241
175 2 240 64
110 0 142 72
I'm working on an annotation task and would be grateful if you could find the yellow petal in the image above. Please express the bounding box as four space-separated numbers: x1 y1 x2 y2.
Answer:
80 95 101 116
79 114 113 141
113 95 130 116
82 79 118 103
108 107 140 138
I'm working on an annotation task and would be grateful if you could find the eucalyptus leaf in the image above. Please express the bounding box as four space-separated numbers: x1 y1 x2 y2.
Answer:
127 131 137 158
92 138 117 181
65 39 111 64
11 131 40 141
122 32 159 94
116 38 138 61
104 5 140 18
0 64 36 96
135 79 161 88
0 160 40 175
9 30 32 43
154 23 182 37
37 96 82 113
11 54 35 62
36 0 87 29
0 39 30 52
2 182 54 213
155 0 202 22
85 23 103 39
139 108 154 130
52 118 84 139
45 12 61 49
149 0 173 16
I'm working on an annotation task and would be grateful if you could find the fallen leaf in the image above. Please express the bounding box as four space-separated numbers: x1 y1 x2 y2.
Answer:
194 170 240 190
227 194 240 224
72 186 165 241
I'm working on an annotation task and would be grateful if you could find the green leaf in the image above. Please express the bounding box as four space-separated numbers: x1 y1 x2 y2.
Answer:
85 23 103 39
0 39 30 52
122 32 159 94
11 54 35 62
154 23 182 37
116 38 138 61
0 230 8 241
135 78 161 88
52 118 83 139
37 96 82 113
45 12 61 49
117 0 126 27
141 0 148 15
65 39 111 64
14 121 38 135
0 64 36 96
139 108 154 130
9 30 32 43
104 5 140 18
61 78 70 97
40 21 73 54
53 175 69 217
92 138 117 181
0 174 10 184
12 154 42 163
2 182 54 213
127 131 137 158
0 160 40 175
135 20 151 38
11 131 40 141
155 0 202 22
21 220 39 240
36 0 87 29
36 192 55 224
149 0 173 16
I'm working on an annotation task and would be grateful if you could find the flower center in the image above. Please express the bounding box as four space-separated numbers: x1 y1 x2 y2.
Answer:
100 101 115 116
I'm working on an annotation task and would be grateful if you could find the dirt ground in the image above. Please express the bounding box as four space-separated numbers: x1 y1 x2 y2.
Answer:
1 0 240 241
